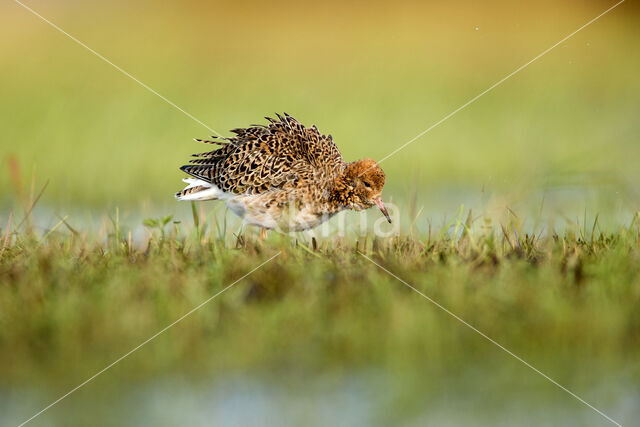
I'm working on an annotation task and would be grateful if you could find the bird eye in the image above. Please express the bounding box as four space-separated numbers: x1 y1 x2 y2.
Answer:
363 181 371 188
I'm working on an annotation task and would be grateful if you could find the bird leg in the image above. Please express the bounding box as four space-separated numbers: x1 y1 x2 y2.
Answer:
259 228 267 241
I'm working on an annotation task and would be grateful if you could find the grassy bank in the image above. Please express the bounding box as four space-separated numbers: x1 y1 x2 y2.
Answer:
1 213 639 418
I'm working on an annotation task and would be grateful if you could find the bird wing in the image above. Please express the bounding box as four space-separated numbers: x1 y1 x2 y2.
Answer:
179 113 345 195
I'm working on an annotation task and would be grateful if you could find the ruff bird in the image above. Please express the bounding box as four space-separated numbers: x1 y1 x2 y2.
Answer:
176 113 390 232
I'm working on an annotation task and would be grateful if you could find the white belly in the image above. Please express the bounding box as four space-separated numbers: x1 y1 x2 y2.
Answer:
226 196 333 232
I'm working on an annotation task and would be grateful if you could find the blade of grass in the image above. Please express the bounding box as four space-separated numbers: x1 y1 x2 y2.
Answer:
451 204 465 249
58 215 79 236
0 212 13 257
409 206 424 237
590 214 600 248
297 239 321 258
39 215 68 244
191 201 199 228
512 224 521 250
500 223 515 251
16 179 49 231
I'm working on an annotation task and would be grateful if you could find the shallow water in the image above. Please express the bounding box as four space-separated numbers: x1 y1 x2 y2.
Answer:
3 371 638 427
2 183 638 244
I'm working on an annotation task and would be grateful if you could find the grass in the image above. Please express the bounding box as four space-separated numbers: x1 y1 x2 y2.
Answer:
1 201 639 424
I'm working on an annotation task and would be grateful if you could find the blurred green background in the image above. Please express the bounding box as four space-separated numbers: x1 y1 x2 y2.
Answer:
1 0 638 221
1 1 640 426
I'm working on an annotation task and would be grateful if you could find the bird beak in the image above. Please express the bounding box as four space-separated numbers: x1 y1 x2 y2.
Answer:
373 197 392 223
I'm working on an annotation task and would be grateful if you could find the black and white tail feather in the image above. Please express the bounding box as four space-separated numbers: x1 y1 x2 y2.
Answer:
174 178 226 201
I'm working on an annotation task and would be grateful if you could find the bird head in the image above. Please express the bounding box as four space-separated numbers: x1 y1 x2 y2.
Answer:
343 158 391 223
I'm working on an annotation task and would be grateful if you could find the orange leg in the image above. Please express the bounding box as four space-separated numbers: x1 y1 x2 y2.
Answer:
259 228 267 241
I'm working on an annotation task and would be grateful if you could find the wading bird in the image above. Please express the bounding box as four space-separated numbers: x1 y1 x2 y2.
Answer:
176 113 390 234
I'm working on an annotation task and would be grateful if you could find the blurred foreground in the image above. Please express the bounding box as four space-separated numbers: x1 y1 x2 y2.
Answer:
1 215 639 426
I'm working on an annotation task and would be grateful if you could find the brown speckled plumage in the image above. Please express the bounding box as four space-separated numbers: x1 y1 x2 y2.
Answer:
176 113 390 231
